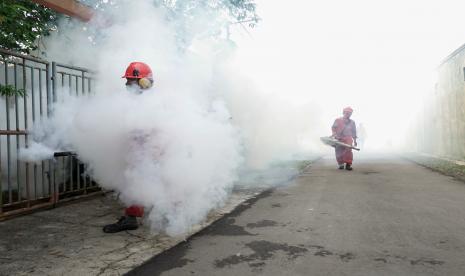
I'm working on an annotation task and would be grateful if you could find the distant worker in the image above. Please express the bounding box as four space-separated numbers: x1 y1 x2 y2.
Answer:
357 123 367 149
331 107 357 170
103 62 154 233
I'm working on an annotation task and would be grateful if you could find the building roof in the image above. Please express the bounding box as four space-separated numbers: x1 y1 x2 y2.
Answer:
439 42 465 67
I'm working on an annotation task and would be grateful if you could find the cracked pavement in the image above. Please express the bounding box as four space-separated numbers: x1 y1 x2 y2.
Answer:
0 189 264 276
128 156 465 276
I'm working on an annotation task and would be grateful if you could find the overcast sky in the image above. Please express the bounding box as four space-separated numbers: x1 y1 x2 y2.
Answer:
231 0 465 149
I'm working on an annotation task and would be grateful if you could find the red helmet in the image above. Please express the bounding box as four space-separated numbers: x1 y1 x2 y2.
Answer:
343 107 353 113
122 62 153 80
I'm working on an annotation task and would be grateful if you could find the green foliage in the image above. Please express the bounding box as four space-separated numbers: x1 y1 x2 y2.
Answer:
0 0 58 53
407 154 465 183
220 0 259 24
0 0 258 55
0 84 26 98
160 0 259 24
157 0 260 48
80 0 259 24
81 0 259 45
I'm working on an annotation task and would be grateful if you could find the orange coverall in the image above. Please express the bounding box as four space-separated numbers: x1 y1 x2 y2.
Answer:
332 117 357 165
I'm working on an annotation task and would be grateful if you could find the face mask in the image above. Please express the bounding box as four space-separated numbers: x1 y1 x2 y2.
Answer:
126 83 143 94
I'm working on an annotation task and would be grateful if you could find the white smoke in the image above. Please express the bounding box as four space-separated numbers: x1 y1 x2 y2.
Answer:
22 1 244 235
20 0 319 235
215 68 323 168
18 142 55 163
35 88 241 235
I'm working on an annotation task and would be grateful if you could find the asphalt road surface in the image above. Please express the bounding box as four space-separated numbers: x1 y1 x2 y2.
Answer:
128 156 465 276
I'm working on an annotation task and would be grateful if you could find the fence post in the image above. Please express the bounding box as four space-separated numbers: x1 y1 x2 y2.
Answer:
46 64 51 116
0 158 2 215
51 62 57 103
22 57 30 207
51 62 59 205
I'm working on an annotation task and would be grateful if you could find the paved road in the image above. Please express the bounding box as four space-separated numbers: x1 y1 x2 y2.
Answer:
128 156 465 276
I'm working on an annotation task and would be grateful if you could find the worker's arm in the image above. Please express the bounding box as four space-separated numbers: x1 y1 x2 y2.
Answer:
331 119 339 138
352 121 357 146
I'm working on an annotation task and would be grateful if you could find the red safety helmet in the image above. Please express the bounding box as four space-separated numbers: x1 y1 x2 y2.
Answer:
122 62 153 80
343 107 353 113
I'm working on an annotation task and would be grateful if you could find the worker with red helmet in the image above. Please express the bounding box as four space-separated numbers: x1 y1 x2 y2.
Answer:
332 107 357 170
123 61 154 92
103 62 153 233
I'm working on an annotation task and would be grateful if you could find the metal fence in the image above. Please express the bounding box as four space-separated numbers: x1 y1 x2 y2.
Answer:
0 48 100 219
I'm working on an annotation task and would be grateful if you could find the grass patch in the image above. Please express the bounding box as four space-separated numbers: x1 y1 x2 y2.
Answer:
406 154 465 182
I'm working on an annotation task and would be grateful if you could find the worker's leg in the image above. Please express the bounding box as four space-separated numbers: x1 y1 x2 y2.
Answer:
344 148 354 170
103 205 143 233
340 137 354 170
125 205 144 217
335 146 345 169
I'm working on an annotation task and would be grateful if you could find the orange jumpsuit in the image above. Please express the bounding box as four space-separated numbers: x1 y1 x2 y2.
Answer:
332 117 357 165
125 205 144 217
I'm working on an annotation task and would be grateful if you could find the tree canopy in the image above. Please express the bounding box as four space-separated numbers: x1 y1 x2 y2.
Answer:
0 0 258 54
161 0 259 25
0 0 58 53
83 0 259 42
81 0 259 26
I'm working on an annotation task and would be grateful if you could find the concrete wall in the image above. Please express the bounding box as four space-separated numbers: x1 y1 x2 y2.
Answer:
416 45 465 159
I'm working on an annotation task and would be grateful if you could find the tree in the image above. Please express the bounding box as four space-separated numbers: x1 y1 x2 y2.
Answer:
161 0 259 44
0 0 58 54
80 0 259 25
160 0 259 25
81 0 259 45
0 0 258 54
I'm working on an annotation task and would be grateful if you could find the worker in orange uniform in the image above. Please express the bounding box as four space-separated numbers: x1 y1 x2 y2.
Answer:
332 107 357 171
103 62 154 233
